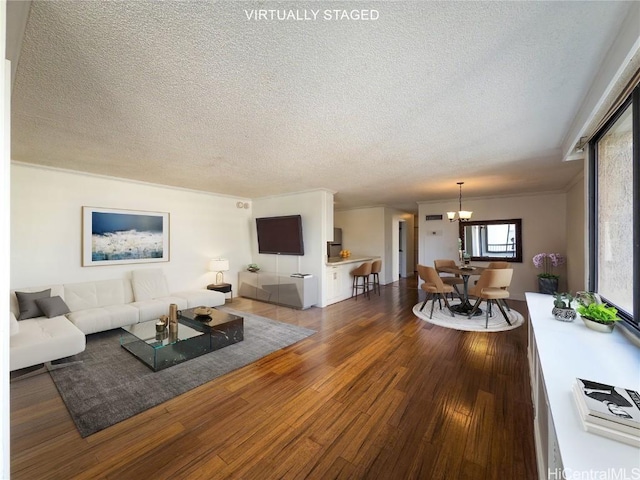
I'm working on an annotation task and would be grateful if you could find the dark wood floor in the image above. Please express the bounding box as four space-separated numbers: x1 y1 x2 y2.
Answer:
10 276 537 480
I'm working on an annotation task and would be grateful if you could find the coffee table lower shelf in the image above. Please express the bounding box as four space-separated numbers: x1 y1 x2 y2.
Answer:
120 308 245 371
120 322 210 371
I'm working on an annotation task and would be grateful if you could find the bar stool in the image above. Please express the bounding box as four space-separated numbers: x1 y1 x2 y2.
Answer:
351 262 372 300
369 259 382 295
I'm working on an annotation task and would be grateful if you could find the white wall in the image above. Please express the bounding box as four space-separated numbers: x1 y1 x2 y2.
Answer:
251 189 334 306
566 172 586 294
335 206 386 275
418 192 568 300
334 206 416 285
335 207 385 257
10 164 254 292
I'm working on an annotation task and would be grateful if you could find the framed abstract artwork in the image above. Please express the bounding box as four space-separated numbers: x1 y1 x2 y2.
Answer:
82 207 170 266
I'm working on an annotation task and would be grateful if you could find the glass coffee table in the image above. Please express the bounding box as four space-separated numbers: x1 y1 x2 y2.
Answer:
178 307 244 349
120 321 210 371
120 307 244 371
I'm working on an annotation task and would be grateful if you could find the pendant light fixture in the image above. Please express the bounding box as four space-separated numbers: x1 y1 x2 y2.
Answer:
446 182 472 222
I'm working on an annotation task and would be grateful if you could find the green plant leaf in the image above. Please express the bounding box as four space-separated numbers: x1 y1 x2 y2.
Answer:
576 302 619 322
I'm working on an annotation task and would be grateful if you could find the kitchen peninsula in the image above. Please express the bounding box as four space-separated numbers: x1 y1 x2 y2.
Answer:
326 255 380 304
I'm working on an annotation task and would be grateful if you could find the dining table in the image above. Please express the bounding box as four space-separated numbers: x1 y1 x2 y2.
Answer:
438 265 486 316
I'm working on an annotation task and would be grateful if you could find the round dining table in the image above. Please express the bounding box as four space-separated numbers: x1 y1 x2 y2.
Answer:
438 265 486 316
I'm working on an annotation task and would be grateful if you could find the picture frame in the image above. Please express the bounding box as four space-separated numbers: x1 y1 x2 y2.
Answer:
82 207 170 266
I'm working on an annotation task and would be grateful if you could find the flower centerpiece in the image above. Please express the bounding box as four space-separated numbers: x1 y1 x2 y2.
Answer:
532 252 565 294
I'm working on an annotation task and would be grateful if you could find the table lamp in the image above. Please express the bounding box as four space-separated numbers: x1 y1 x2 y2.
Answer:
209 258 229 285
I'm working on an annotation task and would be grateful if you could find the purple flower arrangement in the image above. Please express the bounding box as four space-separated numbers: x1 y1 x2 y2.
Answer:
532 252 565 279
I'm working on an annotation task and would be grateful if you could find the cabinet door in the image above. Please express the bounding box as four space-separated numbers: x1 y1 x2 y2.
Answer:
338 265 353 301
327 267 342 301
238 272 258 299
257 272 280 303
326 264 355 303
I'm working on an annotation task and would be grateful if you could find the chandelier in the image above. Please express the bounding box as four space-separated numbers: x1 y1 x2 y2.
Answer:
446 182 472 222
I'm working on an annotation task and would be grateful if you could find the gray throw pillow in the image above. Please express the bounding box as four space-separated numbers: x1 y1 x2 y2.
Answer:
15 289 51 320
35 296 71 318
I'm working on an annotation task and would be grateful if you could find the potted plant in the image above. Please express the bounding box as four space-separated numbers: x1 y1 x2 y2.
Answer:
533 253 565 294
575 293 620 333
552 292 576 322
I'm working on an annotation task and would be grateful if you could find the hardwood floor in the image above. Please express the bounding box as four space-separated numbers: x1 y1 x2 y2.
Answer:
10 277 537 479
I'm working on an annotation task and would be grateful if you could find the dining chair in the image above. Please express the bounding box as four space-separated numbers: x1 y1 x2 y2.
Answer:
467 268 513 327
487 261 509 269
483 261 511 310
417 265 455 319
351 262 372 300
433 259 464 300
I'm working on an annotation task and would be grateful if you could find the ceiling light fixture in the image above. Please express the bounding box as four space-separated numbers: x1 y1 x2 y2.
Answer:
446 182 472 222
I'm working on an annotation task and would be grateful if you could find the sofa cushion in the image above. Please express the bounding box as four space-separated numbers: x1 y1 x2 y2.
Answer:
15 289 51 320
67 304 139 335
9 316 86 371
94 279 129 307
173 290 225 308
64 279 128 312
63 282 98 311
36 296 71 318
131 269 170 301
131 297 189 323
10 312 19 336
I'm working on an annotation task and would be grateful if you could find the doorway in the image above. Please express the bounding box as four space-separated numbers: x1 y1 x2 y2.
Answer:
399 220 407 278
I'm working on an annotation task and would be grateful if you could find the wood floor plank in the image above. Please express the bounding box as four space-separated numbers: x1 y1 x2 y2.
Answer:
9 277 537 479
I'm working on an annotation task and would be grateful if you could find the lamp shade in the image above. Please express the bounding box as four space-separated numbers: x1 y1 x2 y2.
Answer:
209 259 229 272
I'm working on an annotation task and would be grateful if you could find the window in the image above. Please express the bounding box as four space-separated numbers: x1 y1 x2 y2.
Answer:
589 84 639 326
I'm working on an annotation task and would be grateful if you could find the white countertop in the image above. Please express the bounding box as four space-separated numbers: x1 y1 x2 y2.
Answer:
526 292 640 474
325 256 380 266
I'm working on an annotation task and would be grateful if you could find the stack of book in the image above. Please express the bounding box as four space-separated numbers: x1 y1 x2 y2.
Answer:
573 378 640 448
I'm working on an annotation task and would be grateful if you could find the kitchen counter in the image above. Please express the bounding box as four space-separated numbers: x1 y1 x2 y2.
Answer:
326 256 380 305
326 256 379 266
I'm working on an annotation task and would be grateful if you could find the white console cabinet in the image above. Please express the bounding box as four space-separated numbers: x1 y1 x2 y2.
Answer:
238 271 318 310
526 292 639 480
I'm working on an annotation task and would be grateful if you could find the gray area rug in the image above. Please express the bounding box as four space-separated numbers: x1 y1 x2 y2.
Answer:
48 308 316 437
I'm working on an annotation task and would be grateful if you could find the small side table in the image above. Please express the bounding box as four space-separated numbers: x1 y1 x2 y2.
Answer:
207 283 233 302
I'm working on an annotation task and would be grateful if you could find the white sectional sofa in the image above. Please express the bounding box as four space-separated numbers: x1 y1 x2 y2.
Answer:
9 269 225 371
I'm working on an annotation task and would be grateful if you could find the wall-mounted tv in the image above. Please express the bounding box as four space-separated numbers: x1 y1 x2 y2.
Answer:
256 215 305 256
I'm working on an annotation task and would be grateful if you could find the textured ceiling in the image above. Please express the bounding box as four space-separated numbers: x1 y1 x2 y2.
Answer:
9 1 634 212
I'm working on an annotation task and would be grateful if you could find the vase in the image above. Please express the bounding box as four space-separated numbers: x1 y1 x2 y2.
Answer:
552 307 576 322
537 277 558 295
581 316 615 333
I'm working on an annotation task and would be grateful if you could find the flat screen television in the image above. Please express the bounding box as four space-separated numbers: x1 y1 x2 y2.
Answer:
256 215 305 255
